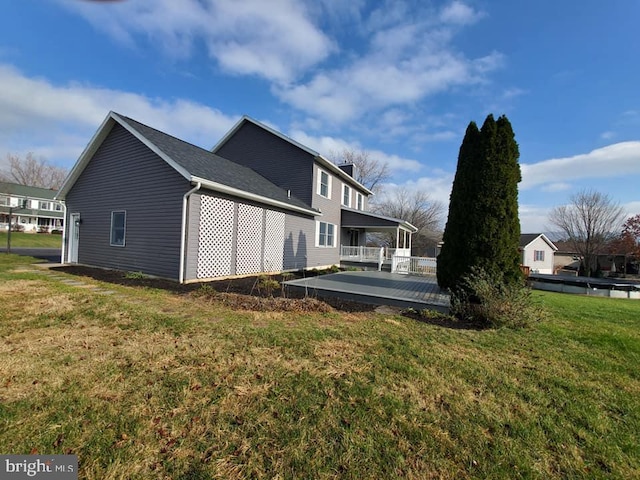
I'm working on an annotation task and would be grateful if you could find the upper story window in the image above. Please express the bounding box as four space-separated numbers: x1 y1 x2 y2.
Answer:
356 192 364 211
342 184 351 207
0 195 9 206
110 211 127 247
534 250 545 262
54 203 62 211
317 169 331 199
39 201 50 210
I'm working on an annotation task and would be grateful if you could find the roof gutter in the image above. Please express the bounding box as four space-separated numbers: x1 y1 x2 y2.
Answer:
179 182 201 283
191 176 320 217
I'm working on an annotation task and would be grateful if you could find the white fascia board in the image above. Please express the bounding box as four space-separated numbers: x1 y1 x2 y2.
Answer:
192 176 320 217
315 155 373 195
539 233 559 251
112 112 192 181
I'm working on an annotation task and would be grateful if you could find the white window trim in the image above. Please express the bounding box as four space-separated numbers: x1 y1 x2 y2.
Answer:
534 250 545 262
356 192 364 211
317 168 332 199
110 210 127 247
342 184 351 207
316 221 336 248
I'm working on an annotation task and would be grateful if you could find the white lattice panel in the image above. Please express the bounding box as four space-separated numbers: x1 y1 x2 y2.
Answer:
263 210 285 271
236 204 264 275
197 196 234 278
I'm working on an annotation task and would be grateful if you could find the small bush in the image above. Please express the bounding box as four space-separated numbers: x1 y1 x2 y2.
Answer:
124 271 147 280
10 224 25 232
51 229 63 235
257 275 280 296
450 267 546 329
329 265 340 273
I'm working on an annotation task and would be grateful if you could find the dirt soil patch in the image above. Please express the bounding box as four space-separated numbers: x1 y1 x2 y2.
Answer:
51 265 375 313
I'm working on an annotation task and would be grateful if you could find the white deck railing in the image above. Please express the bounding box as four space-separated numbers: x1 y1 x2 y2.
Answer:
340 246 385 270
392 255 437 276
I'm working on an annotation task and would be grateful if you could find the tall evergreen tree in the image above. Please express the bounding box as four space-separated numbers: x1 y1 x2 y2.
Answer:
437 114 522 290
437 121 481 289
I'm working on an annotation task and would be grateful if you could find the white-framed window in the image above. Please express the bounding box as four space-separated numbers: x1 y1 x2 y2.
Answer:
356 192 364 211
317 169 331 199
317 221 336 247
342 184 351 207
110 211 126 247
54 203 62 211
0 195 9 206
534 250 545 262
39 201 50 210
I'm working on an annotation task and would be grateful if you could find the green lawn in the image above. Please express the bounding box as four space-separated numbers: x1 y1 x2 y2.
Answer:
0 255 639 479
0 231 63 248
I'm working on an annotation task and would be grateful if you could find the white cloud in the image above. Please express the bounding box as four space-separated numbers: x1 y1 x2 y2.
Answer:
275 2 501 124
518 204 553 234
60 0 334 83
383 172 455 209
622 201 640 217
440 1 484 25
540 182 572 193
289 129 422 174
0 64 237 168
521 141 640 190
600 131 616 140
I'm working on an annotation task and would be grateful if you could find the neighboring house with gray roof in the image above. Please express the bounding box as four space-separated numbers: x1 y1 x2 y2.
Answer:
519 233 558 274
57 112 416 282
0 181 64 233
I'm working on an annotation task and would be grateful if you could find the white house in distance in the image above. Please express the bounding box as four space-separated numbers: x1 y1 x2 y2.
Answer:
0 181 64 233
520 233 558 274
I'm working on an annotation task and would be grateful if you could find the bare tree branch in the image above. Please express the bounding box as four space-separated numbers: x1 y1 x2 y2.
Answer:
548 189 625 276
0 153 68 190
328 148 390 194
371 187 445 252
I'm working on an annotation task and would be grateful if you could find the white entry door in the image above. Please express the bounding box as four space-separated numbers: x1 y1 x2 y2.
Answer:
68 213 80 263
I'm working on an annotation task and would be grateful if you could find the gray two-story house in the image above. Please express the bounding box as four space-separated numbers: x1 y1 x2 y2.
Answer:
57 112 416 282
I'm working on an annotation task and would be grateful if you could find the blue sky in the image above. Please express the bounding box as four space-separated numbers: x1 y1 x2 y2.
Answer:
1 0 639 233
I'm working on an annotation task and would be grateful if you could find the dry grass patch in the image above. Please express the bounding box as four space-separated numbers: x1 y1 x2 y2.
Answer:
1 256 639 479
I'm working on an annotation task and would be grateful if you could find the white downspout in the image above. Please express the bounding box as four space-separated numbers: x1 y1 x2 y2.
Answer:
60 201 67 264
179 182 201 283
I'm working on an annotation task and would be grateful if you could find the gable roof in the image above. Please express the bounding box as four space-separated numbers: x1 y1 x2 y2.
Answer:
212 115 374 195
520 233 558 251
1 181 60 201
57 112 319 216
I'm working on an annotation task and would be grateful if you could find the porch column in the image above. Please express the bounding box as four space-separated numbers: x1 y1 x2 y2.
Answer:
408 231 412 255
395 227 400 249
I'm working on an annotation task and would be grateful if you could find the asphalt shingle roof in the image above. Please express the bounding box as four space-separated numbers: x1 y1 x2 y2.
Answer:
519 233 542 248
0 181 59 200
119 115 313 212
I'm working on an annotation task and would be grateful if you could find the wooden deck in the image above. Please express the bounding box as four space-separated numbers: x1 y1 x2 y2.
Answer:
284 271 450 312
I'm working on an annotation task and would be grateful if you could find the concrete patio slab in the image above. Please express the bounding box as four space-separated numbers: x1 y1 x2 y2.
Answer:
284 271 450 312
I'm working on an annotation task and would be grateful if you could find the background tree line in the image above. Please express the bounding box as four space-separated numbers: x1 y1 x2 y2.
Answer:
0 153 68 190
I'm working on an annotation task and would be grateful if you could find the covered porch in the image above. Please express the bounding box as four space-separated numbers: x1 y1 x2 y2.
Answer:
340 208 418 264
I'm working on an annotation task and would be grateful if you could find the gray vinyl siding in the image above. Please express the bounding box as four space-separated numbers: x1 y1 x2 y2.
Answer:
215 122 314 206
307 163 342 267
283 214 314 270
65 124 189 279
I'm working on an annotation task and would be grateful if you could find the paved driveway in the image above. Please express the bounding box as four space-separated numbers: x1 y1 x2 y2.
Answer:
0 247 61 263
